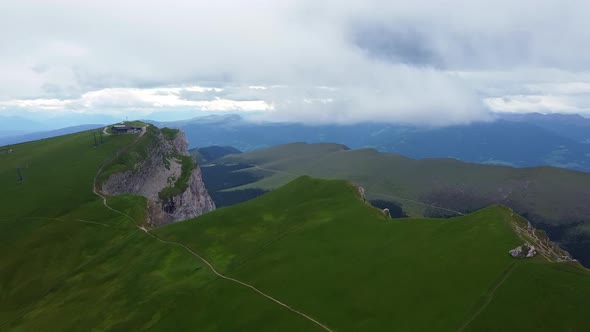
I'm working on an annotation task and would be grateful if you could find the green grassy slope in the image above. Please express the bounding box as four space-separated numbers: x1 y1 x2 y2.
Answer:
95 125 158 188
218 143 590 220
0 129 143 325
0 130 137 217
154 177 590 331
2 134 590 331
215 143 590 264
189 145 242 164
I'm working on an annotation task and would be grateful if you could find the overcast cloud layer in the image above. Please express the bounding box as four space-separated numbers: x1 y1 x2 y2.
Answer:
1 0 590 128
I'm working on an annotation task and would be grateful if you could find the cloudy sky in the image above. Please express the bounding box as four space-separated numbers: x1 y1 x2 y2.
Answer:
1 0 590 129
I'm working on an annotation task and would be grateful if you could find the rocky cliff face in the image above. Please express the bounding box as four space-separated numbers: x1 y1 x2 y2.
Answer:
103 129 215 226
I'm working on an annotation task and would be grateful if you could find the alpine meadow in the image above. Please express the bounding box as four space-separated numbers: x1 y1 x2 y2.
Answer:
1 127 590 331
3 1 590 331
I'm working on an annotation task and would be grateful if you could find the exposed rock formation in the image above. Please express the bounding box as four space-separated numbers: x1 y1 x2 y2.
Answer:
357 186 366 202
526 247 537 258
382 208 391 218
103 129 215 226
509 244 537 258
509 209 576 263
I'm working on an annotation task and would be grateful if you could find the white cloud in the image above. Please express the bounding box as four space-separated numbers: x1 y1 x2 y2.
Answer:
484 95 578 114
0 98 74 111
1 0 590 127
526 82 590 95
0 86 273 117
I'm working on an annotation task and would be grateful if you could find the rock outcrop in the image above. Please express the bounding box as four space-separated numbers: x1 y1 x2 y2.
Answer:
382 208 391 218
357 186 366 202
509 208 576 263
509 244 537 258
103 128 215 226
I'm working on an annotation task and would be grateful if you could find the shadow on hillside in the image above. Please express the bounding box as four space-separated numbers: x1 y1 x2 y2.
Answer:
369 199 409 218
200 163 268 208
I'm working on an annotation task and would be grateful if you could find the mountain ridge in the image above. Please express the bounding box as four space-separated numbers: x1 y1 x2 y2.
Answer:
205 142 590 266
6 112 590 171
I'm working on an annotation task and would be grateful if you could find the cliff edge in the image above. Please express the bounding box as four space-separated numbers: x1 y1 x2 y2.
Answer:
102 126 215 226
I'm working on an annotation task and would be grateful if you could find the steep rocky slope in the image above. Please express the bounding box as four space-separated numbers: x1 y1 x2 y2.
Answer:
102 127 215 226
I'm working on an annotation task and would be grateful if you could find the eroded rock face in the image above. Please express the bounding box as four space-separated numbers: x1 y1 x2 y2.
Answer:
172 132 189 155
103 130 215 226
166 166 215 224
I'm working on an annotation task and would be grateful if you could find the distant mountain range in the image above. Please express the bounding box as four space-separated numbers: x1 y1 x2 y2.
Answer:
4 112 590 171
500 113 590 143
155 113 590 171
0 113 123 137
0 124 105 146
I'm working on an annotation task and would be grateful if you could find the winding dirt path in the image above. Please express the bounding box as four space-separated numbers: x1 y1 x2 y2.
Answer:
93 130 334 332
93 126 146 196
457 262 517 332
371 192 464 216
139 227 333 331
